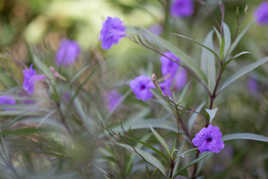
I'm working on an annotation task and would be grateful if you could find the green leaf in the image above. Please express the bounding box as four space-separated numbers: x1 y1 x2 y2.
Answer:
205 108 218 124
188 102 206 132
218 57 268 93
109 118 181 135
127 27 207 84
223 22 231 57
201 31 216 92
175 152 212 176
172 33 220 60
150 128 170 156
125 134 151 175
117 143 167 176
223 133 268 142
32 53 54 82
228 22 253 55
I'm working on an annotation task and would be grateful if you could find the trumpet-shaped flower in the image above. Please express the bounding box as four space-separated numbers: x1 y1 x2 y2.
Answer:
192 125 224 153
130 75 155 101
23 65 45 95
0 95 16 105
171 0 194 17
174 67 187 90
99 17 126 49
254 2 268 25
160 52 180 78
56 39 80 67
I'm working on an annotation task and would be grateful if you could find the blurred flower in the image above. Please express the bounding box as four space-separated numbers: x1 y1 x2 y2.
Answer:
0 95 16 105
149 24 163 35
171 0 194 17
254 2 268 25
192 124 224 153
160 52 180 78
56 39 80 67
0 95 16 111
159 81 172 97
105 90 122 112
99 17 126 50
130 75 155 101
174 67 187 90
23 65 46 95
247 77 259 95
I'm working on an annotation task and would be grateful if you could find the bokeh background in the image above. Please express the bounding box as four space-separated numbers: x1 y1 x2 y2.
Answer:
0 0 267 178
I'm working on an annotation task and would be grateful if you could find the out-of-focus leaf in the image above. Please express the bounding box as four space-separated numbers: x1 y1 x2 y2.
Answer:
109 118 181 135
150 128 170 155
188 102 206 132
125 134 151 176
218 57 268 93
152 90 172 112
175 152 212 176
223 22 231 57
201 31 216 92
172 34 219 60
127 27 207 84
223 133 268 142
0 127 46 137
177 82 190 104
228 22 253 55
117 143 166 176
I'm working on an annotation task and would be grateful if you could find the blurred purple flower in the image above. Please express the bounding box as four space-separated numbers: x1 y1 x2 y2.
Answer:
160 52 180 78
247 77 259 95
99 17 126 50
105 90 122 112
159 81 172 97
23 65 46 95
130 75 155 101
0 95 16 111
0 95 16 105
171 0 194 17
56 39 80 67
174 67 187 90
149 24 163 35
254 2 268 25
192 124 224 153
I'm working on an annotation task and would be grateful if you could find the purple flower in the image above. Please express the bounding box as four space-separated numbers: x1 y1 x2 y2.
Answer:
105 90 122 112
23 65 46 95
160 52 180 78
149 24 163 35
192 125 224 153
174 67 187 90
0 95 16 111
130 75 155 101
159 81 172 97
247 77 259 95
99 17 126 50
254 2 268 25
56 39 80 67
171 0 194 17
0 95 16 105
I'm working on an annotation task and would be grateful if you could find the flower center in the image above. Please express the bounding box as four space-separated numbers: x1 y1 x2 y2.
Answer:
206 137 212 143
140 84 146 90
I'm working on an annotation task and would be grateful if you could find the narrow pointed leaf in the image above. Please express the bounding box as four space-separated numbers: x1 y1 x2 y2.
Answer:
223 22 231 56
201 31 216 92
228 22 253 55
223 133 268 142
117 143 167 176
151 128 170 155
218 57 268 93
